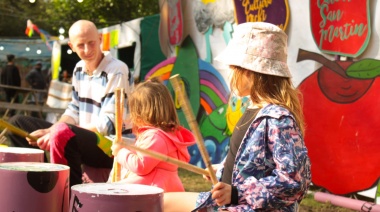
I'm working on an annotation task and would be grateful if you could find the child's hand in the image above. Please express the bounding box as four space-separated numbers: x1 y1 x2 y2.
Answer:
203 164 219 182
111 143 122 156
211 182 232 206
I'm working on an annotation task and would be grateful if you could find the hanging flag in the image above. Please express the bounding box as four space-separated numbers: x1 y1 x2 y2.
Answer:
102 32 110 51
25 19 40 37
24 19 58 51
25 27 33 37
39 28 52 50
110 29 119 48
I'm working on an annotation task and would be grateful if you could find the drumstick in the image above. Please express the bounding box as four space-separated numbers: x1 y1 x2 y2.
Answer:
114 139 210 177
0 119 38 142
169 74 218 185
111 88 124 182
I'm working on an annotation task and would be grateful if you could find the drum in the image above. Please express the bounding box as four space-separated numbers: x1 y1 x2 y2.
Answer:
0 162 70 212
70 183 164 212
0 146 44 162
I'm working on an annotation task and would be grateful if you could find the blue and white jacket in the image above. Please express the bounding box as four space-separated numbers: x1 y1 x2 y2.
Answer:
194 104 311 212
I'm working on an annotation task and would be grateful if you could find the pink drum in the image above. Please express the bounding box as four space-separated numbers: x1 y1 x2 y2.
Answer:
70 183 164 212
0 162 70 212
0 146 44 162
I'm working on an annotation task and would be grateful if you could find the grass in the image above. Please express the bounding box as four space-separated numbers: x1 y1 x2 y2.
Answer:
178 169 355 212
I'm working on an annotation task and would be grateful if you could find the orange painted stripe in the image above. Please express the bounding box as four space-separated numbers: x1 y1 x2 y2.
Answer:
200 98 212 114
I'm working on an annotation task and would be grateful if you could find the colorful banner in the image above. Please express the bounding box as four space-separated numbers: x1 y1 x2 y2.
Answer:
167 0 183 45
24 19 58 50
102 32 110 51
110 30 119 49
233 0 290 30
310 0 371 57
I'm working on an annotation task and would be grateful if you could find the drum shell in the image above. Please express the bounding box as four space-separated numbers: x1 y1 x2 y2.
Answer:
0 162 70 212
0 147 44 162
70 183 164 212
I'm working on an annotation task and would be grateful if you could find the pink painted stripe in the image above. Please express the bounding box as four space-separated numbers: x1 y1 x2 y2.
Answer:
200 79 227 103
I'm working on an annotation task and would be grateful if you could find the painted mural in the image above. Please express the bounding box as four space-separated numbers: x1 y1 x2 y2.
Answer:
152 0 380 199
155 0 293 167
144 36 231 167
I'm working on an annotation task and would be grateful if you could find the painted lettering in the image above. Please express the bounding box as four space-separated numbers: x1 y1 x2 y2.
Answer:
319 21 367 46
246 8 267 22
317 0 340 8
319 4 328 28
242 0 273 19
319 2 344 28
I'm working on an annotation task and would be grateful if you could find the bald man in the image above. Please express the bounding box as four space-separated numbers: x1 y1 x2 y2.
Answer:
8 20 131 187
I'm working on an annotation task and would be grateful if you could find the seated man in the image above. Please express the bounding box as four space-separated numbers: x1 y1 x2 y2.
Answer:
7 19 130 187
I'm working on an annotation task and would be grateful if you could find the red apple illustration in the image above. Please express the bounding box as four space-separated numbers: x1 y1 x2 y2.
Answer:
297 49 380 195
298 49 374 103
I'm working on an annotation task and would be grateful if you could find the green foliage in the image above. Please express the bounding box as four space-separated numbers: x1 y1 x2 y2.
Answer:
0 0 159 38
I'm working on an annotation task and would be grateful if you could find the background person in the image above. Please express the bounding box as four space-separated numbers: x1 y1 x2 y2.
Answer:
1 54 21 116
7 19 131 187
25 61 46 103
59 69 72 84
164 22 311 211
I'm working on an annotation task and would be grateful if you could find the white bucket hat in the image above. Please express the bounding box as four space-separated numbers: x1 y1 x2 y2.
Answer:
215 22 291 78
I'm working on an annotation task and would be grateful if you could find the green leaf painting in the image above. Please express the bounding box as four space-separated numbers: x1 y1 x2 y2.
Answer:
346 58 380 79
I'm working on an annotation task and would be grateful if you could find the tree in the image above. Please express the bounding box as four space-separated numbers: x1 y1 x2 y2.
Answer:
0 0 159 38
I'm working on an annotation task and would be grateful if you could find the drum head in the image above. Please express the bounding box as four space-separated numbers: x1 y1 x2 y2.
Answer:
70 183 164 212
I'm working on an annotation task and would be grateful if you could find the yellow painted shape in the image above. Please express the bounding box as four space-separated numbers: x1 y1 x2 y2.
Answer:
150 64 174 78
201 0 216 4
226 98 244 133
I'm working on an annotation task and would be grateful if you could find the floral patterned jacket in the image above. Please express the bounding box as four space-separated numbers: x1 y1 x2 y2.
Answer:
194 104 311 212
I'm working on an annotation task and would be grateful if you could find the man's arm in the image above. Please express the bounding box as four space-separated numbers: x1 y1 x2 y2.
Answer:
57 114 76 126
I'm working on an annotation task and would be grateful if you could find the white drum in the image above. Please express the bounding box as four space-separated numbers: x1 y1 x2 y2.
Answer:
0 162 70 212
0 146 44 162
70 183 164 212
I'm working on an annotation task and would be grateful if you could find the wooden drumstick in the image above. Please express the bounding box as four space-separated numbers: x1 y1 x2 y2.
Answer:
0 119 38 142
169 74 218 185
116 141 210 177
111 88 124 182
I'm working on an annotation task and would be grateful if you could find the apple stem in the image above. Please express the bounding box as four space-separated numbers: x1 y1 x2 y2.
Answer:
297 49 347 78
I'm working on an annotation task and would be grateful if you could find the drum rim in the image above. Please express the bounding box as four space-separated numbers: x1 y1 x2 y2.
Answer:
0 162 70 171
71 183 164 195
0 147 45 154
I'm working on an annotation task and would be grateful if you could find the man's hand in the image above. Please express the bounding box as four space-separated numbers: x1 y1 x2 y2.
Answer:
27 128 51 151
211 182 232 206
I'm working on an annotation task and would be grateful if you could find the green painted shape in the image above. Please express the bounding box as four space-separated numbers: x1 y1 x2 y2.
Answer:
140 14 167 82
200 85 223 108
199 104 228 144
168 36 200 129
346 58 380 79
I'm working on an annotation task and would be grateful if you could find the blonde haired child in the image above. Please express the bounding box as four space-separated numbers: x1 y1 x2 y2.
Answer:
110 79 196 192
